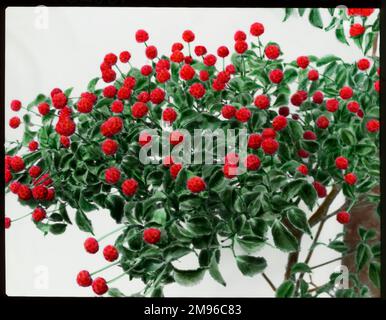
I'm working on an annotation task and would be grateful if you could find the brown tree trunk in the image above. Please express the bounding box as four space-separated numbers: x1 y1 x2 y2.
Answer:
342 186 380 297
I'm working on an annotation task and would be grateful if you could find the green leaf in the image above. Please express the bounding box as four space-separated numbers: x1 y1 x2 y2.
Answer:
105 195 125 223
49 223 67 235
164 245 191 262
75 210 93 234
236 255 267 276
108 288 126 297
299 182 318 211
355 243 372 272
173 267 205 286
271 220 299 252
288 119 303 140
151 208 167 225
283 8 294 22
286 208 312 236
340 128 357 145
276 280 295 297
87 77 100 92
209 253 226 286
369 261 380 288
309 9 323 29
291 262 311 274
186 216 212 236
335 21 349 45
282 179 306 200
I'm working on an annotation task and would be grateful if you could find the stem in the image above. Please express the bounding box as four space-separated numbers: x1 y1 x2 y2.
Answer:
91 261 120 276
97 225 127 242
11 211 32 222
262 272 277 292
310 251 355 270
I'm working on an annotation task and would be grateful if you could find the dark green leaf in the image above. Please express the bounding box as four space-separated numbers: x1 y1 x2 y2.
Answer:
236 255 267 276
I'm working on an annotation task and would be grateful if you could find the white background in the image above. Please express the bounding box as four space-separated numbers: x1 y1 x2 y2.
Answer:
5 7 375 297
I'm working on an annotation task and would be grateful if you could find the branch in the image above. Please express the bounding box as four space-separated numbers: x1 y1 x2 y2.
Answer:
310 250 355 270
284 184 342 279
262 272 277 292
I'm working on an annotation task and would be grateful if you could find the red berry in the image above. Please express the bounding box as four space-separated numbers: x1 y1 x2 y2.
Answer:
38 102 50 115
46 188 55 201
137 91 150 103
10 99 22 111
316 116 329 129
262 128 276 140
350 23 365 37
138 132 152 146
29 165 42 178
226 64 236 74
32 207 46 222
347 101 360 113
182 30 195 42
254 95 270 109
135 29 149 43
32 185 48 200
326 98 339 112
279 106 290 117
162 107 177 123
131 102 149 118
374 80 380 92
117 86 131 100
9 116 21 128
313 181 327 198
248 133 262 149
297 164 308 175
335 156 349 170
203 54 217 66
141 65 153 76
337 211 350 224
339 86 353 100
92 277 108 295
169 131 184 146
357 58 370 71
308 69 319 81
265 45 280 60
5 217 11 229
102 68 116 83
272 115 287 131
170 50 184 63
76 270 92 287
180 64 195 80
122 178 138 197
223 163 238 179
344 173 357 185
234 41 248 54
250 22 264 36
5 169 12 184
9 181 21 194
50 88 62 98
244 154 261 171
100 117 123 137
145 45 158 60
103 245 119 262
156 69 170 83
110 100 124 113
18 184 32 201
194 45 207 56
189 83 206 99
187 176 206 193
170 163 182 179
269 69 284 84
10 156 25 172
303 130 317 140
52 92 67 109
312 91 324 104
290 92 304 107
150 88 165 104
55 117 76 137
217 46 229 58
84 237 99 254
261 138 279 155
101 139 118 156
28 141 39 151
298 149 310 158
235 107 251 123
60 136 70 148
199 70 209 82
366 119 379 133
119 51 131 63
296 56 309 69
104 53 117 66
172 42 184 52
143 228 161 244
105 167 121 184
224 152 239 165
234 30 246 41
77 98 93 113
163 156 175 167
